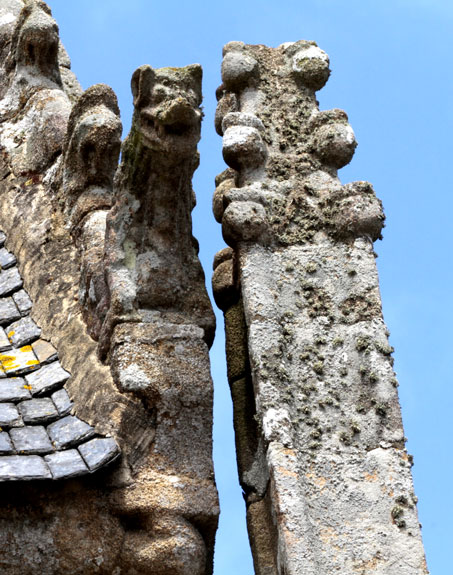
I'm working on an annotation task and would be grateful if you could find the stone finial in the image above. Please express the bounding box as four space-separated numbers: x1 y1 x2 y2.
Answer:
6 0 61 85
100 63 215 356
213 41 427 575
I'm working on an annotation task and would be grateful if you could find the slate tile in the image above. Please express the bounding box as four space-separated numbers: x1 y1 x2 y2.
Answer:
7 316 41 347
0 232 5 248
45 449 88 479
0 327 12 352
25 361 69 396
0 345 40 376
0 455 51 480
51 388 73 416
31 339 57 364
19 398 59 424
47 415 95 449
0 248 16 270
0 267 23 296
0 403 22 427
78 437 120 471
0 298 21 326
12 289 32 315
10 426 53 454
0 377 31 402
0 432 14 454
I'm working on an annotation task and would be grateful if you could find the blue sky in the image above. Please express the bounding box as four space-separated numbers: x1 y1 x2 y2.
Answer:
48 1 453 573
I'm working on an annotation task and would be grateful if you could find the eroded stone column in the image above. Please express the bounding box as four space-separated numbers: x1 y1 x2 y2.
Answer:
213 41 428 575
0 2 218 574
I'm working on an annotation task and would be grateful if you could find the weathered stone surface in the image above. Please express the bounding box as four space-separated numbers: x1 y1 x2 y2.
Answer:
0 403 22 427
0 345 39 376
78 437 119 471
19 397 58 424
0 455 51 481
0 297 21 325
25 360 69 396
45 449 88 479
7 316 41 347
31 338 57 364
0 267 22 297
0 247 16 269
0 432 14 454
0 377 30 402
10 426 53 454
47 415 95 449
51 387 72 416
0 327 12 351
214 41 427 574
12 289 32 315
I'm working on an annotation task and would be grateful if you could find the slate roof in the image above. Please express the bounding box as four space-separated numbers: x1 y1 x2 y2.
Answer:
0 231 120 481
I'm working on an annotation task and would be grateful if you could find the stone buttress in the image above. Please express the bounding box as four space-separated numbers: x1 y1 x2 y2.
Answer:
0 2 218 574
213 41 428 574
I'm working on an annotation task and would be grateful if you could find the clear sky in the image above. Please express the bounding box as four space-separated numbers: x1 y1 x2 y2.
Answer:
47 1 453 573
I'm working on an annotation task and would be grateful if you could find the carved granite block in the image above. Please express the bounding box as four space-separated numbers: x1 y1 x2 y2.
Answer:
19 397 59 424
78 437 119 471
0 377 31 402
12 289 33 315
47 415 95 449
0 455 51 481
25 360 70 396
0 345 40 376
31 339 58 364
0 297 21 325
50 388 73 416
0 403 22 427
0 247 16 269
0 432 14 455
0 327 12 352
10 426 53 454
7 316 41 347
44 449 88 479
0 267 22 297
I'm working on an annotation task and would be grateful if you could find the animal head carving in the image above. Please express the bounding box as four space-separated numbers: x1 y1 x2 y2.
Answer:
129 64 202 162
7 0 61 85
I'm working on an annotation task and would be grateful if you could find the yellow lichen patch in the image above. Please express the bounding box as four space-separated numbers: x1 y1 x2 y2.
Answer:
25 179 33 186
7 330 15 341
23 384 32 390
26 360 39 366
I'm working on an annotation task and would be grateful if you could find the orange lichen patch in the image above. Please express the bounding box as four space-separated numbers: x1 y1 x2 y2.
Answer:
306 471 327 490
319 526 340 545
364 471 378 482
277 466 299 478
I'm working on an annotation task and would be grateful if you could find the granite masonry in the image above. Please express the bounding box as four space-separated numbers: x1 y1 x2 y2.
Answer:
213 41 428 574
0 1 428 574
0 1 217 574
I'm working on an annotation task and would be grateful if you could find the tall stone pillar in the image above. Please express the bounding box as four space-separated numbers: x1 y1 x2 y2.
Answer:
213 41 428 574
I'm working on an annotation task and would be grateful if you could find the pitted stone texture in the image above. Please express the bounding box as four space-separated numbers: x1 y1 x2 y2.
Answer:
12 289 32 315
0 297 21 325
10 426 53 454
0 455 51 481
0 327 11 351
0 377 30 402
7 316 41 347
47 415 95 449
19 397 58 424
0 267 22 296
45 449 88 479
78 437 119 471
214 41 427 575
0 432 14 454
51 388 73 416
31 339 58 364
0 403 22 427
0 345 39 376
0 247 16 269
25 360 70 396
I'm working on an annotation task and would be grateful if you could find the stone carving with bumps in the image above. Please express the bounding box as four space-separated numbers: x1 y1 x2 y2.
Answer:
213 41 428 574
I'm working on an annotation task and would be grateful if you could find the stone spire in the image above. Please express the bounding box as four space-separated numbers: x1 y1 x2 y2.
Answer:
213 41 428 574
